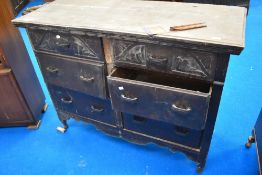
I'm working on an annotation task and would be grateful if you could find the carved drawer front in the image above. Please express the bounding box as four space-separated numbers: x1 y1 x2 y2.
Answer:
28 29 104 62
36 52 107 99
49 85 116 125
110 39 216 81
108 68 212 130
122 113 203 148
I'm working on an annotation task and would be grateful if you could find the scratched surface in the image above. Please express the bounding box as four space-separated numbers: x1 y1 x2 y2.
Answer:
111 39 216 80
28 29 104 61
13 0 246 51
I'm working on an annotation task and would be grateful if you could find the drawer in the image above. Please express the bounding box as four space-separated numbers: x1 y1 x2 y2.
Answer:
108 68 212 130
36 52 106 99
28 29 104 62
110 39 216 81
49 85 116 125
123 113 203 148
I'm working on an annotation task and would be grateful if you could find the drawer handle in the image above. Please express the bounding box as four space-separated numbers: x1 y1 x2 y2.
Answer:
61 97 73 104
80 75 94 83
121 94 138 102
171 104 191 113
46 66 59 73
133 116 147 123
91 105 104 112
148 57 168 64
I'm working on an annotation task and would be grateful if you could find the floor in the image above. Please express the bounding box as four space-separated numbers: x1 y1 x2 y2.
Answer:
0 0 262 174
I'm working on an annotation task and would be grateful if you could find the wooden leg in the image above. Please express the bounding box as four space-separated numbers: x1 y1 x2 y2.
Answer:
56 120 68 133
56 111 70 133
196 161 206 173
27 120 41 129
41 103 48 113
245 134 255 148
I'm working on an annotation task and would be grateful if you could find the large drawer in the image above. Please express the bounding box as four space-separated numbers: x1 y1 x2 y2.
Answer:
36 52 107 99
28 28 104 62
108 68 212 130
49 85 116 125
123 113 203 148
110 39 217 81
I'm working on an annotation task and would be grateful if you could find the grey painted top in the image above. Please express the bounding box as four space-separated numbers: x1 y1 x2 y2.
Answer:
13 0 247 54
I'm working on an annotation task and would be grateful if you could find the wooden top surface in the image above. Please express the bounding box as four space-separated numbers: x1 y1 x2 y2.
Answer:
13 0 247 54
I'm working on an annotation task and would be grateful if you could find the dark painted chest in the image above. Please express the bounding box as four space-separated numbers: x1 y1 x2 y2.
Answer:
13 0 247 172
246 109 262 175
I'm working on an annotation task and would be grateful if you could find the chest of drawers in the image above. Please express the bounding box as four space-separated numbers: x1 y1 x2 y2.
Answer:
150 0 250 9
246 109 262 175
0 0 46 128
9 0 29 16
13 0 247 172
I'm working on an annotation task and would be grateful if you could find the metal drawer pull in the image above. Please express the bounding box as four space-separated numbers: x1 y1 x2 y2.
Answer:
61 97 73 104
46 66 59 73
149 57 168 64
91 105 104 112
79 75 94 82
121 94 138 102
171 104 191 113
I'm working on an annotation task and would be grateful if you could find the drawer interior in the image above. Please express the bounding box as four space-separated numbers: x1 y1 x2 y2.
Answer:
110 67 211 93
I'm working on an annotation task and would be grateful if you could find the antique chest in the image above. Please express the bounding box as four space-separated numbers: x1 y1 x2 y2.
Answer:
246 108 262 175
13 0 247 172
150 0 250 9
9 0 29 16
0 0 46 128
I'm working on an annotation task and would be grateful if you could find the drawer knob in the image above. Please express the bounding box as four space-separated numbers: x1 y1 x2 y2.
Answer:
91 105 104 112
121 94 138 102
61 97 73 104
171 104 191 113
79 75 94 83
56 35 61 39
46 66 59 73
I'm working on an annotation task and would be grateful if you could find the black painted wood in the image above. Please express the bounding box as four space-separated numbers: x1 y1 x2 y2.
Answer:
13 0 246 172
28 28 105 62
49 85 116 125
255 109 262 175
246 109 262 175
123 113 204 148
111 39 217 81
108 68 212 130
9 0 29 16
149 0 250 9
36 52 107 99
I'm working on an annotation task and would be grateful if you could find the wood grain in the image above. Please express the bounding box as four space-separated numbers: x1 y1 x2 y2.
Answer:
0 0 46 126
0 69 32 123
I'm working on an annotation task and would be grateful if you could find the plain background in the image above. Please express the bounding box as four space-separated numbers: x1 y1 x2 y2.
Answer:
0 0 262 174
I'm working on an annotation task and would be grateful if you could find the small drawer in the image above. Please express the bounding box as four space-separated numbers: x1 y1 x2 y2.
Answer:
108 68 212 130
36 52 106 99
28 29 104 62
110 39 216 81
49 85 116 125
123 113 203 148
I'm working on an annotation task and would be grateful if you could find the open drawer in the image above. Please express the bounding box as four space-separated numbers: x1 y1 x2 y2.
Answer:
107 68 212 130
